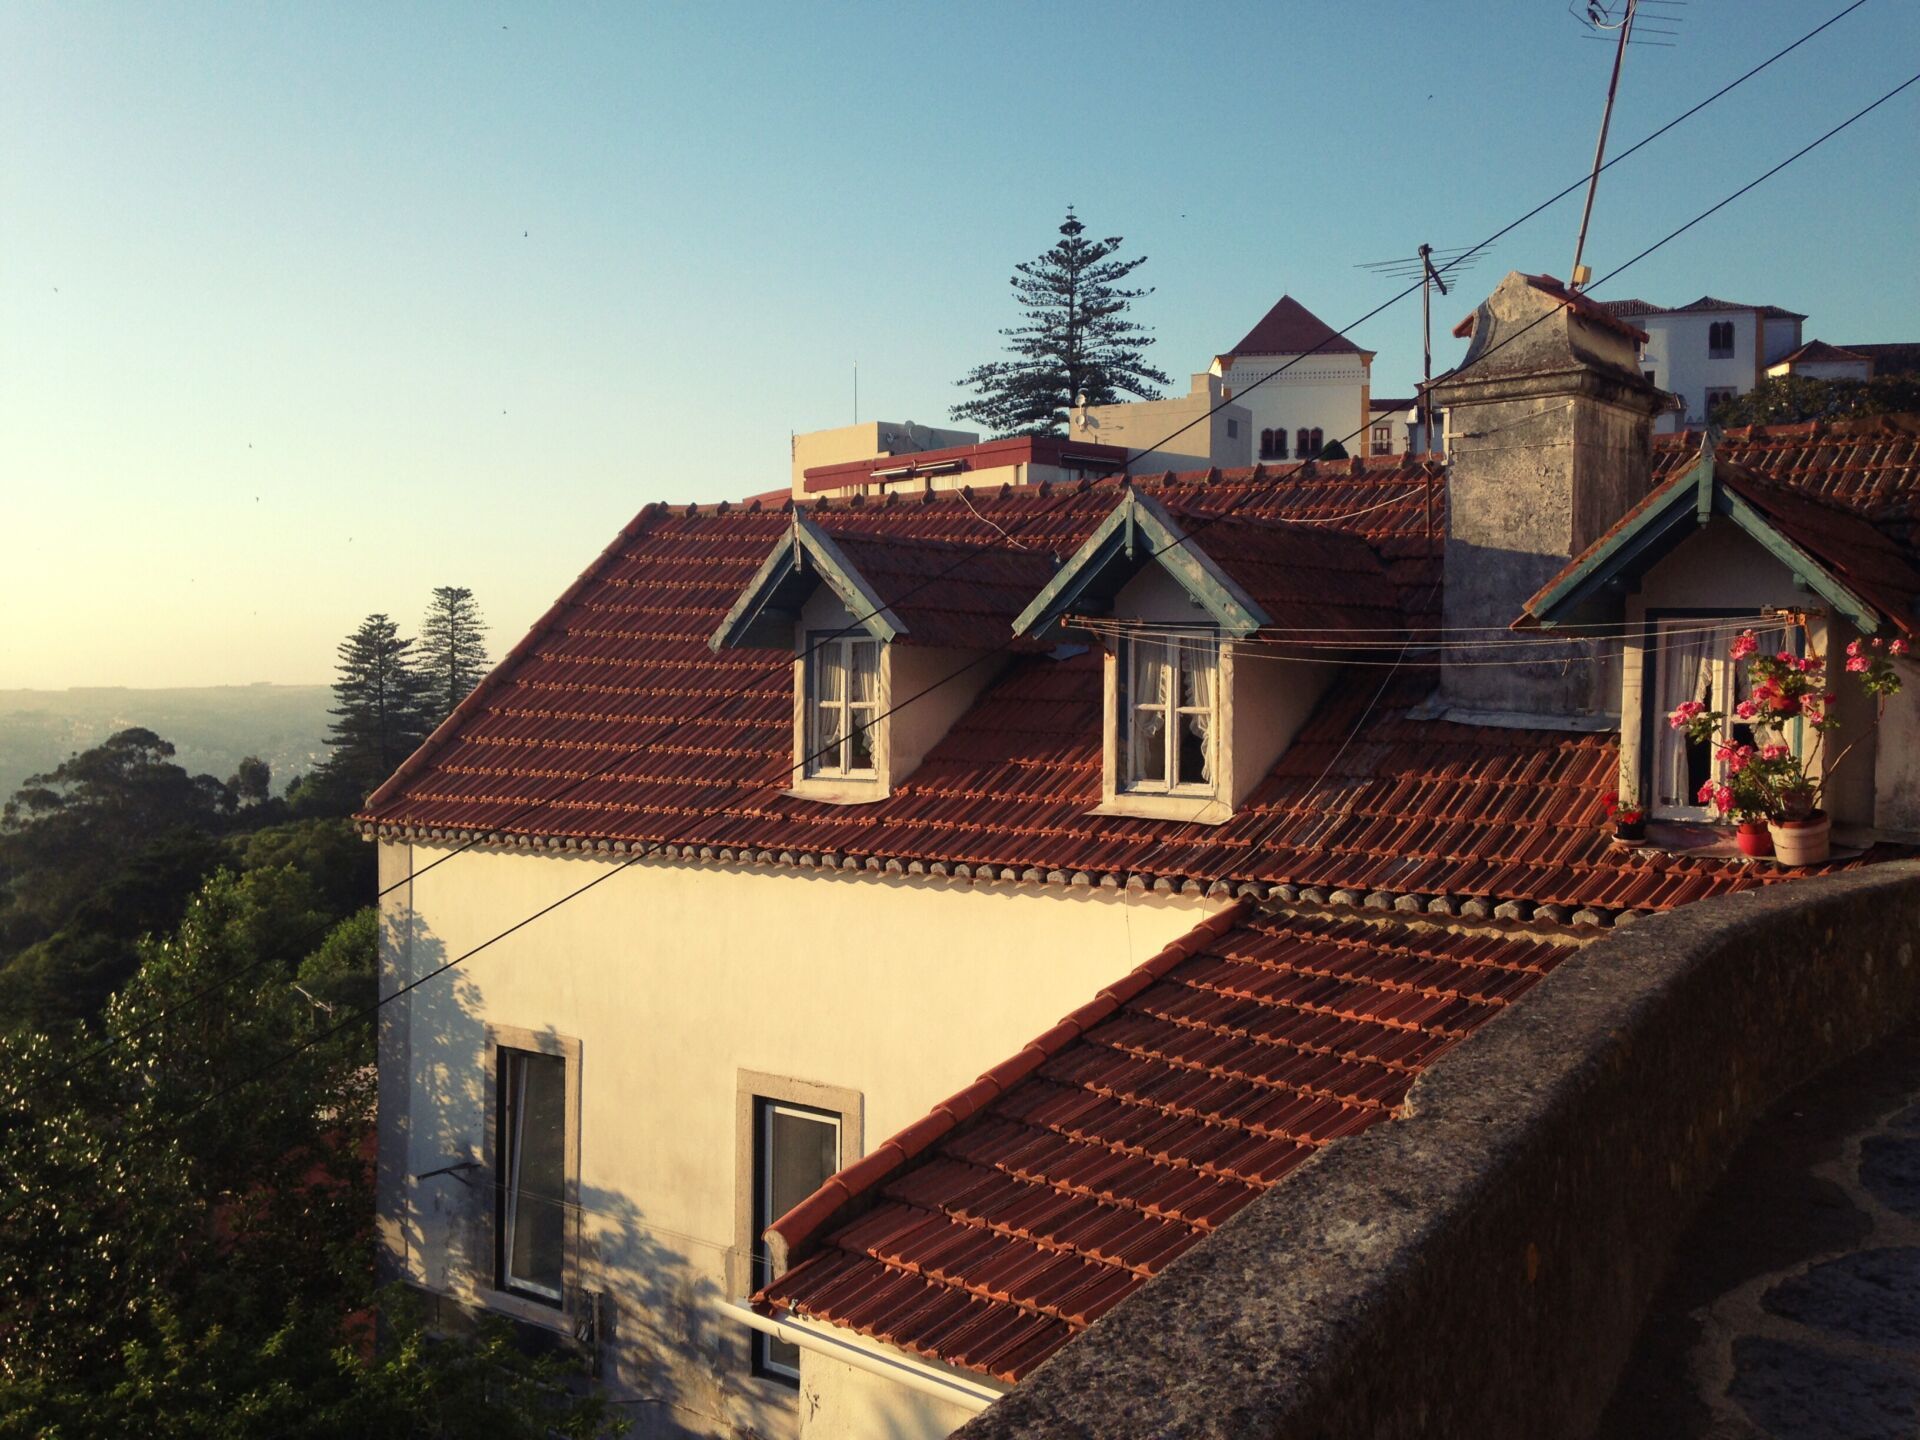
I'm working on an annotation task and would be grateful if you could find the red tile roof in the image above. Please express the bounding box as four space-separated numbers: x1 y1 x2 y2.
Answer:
1655 415 1920 549
1844 343 1920 378
754 901 1588 1381
1227 295 1365 358
1773 340 1872 368
801 530 1064 652
359 439 1900 914
1665 295 1806 321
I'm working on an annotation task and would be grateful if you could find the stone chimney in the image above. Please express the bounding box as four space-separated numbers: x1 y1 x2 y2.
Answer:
1429 271 1664 721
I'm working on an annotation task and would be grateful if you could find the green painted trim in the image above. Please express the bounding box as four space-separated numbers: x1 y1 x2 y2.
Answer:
1527 455 1710 626
1720 492 1881 636
710 514 905 651
1011 488 1272 640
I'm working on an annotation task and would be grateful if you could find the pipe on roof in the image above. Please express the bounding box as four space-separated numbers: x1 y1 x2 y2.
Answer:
717 1299 1004 1412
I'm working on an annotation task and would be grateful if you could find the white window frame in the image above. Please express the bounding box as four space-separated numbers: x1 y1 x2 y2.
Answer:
753 1100 842 1383
805 633 880 778
1122 632 1220 797
498 1047 567 1305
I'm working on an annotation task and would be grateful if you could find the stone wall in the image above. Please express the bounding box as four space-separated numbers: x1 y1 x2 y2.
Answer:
958 862 1920 1440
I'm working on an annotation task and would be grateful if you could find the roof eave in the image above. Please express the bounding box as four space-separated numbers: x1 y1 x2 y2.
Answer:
711 514 906 651
1011 489 1271 642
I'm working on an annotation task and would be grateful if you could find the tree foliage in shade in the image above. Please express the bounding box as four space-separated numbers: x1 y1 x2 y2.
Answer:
420 586 491 726
315 614 435 808
1710 373 1920 427
0 869 618 1438
952 208 1171 438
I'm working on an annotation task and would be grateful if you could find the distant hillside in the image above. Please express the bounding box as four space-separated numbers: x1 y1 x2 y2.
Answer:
0 686 332 800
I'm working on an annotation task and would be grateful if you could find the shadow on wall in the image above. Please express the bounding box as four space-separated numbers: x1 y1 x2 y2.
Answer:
387 906 755 1440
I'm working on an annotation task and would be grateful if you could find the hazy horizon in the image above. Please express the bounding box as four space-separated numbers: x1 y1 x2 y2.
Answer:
6 1 1917 690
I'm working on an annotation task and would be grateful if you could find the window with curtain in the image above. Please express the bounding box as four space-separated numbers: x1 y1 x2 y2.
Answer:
1650 617 1796 820
1123 633 1219 794
807 634 879 776
497 1048 567 1303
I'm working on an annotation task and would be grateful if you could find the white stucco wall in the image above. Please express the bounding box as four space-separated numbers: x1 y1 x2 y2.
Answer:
378 844 1222 1438
798 1346 984 1440
1642 312 1801 433
1219 354 1370 458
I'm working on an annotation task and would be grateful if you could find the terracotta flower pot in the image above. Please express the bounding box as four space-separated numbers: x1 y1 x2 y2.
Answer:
1768 811 1831 867
1735 820 1774 858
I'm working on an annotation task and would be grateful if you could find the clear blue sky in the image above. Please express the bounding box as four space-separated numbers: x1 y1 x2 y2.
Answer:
4 0 1916 687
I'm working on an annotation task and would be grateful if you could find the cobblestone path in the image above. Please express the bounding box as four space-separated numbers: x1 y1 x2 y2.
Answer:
1598 1028 1920 1439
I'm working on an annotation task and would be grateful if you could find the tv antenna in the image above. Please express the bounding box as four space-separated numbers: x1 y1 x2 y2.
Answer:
1356 243 1482 458
1567 0 1687 289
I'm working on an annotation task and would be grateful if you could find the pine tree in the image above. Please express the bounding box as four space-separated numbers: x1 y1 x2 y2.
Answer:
419 585 491 725
318 614 434 805
953 208 1171 437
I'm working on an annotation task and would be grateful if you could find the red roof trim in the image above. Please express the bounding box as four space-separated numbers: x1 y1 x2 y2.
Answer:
802 436 1129 493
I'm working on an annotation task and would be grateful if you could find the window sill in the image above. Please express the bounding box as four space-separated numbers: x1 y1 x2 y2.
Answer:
1092 793 1232 826
785 779 888 806
476 1285 571 1333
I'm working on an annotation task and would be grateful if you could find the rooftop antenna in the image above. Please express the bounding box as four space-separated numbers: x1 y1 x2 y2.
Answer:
1567 0 1687 289
1356 243 1482 462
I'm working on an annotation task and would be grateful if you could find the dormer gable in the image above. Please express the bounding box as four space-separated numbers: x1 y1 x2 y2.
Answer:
713 513 1058 803
1014 487 1403 823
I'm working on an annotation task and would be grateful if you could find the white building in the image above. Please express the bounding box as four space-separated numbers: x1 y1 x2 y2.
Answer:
1600 295 1805 432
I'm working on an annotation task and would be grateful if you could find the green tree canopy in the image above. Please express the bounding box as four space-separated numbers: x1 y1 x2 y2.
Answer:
1710 373 1920 427
0 869 616 1438
953 208 1171 437
313 614 435 809
420 585 491 726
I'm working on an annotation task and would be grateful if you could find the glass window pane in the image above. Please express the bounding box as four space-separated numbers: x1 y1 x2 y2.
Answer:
848 641 878 705
814 640 845 703
760 1105 840 1378
813 702 844 774
504 1051 566 1299
847 708 874 771
1132 709 1167 784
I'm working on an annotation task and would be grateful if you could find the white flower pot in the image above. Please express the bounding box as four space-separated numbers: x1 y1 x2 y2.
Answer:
1768 812 1831 867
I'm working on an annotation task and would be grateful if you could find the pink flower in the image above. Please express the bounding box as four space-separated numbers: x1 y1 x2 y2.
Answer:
1668 699 1706 730
1848 638 1865 657
1873 637 1886 650
1712 785 1734 813
1730 631 1760 660
1848 655 1870 672
1734 699 1758 720
1697 780 1716 804
1761 743 1790 761
1894 639 1910 657
1776 650 1795 664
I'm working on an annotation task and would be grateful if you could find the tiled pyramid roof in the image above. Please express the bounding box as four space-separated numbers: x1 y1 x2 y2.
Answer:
1227 295 1365 357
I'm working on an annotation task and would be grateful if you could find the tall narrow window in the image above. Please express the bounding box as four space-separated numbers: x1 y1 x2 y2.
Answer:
1708 321 1735 358
1309 427 1324 455
1123 634 1219 795
807 634 879 777
498 1048 567 1303
1259 428 1275 458
753 1101 841 1382
1296 427 1311 459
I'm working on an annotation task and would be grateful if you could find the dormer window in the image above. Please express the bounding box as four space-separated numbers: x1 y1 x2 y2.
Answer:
1124 633 1218 794
807 634 880 777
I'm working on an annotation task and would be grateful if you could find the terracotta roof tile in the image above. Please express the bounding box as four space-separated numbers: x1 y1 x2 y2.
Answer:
1227 295 1365 357
755 903 1585 1381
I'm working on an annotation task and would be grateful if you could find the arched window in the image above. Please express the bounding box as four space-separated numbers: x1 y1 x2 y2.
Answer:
1309 428 1324 455
1708 321 1734 358
1296 428 1311 458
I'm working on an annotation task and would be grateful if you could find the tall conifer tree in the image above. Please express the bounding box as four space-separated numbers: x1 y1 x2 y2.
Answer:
419 585 490 725
318 614 434 804
953 208 1171 437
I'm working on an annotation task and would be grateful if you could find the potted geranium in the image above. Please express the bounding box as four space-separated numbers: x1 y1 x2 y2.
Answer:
1601 794 1645 843
1668 630 1905 865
